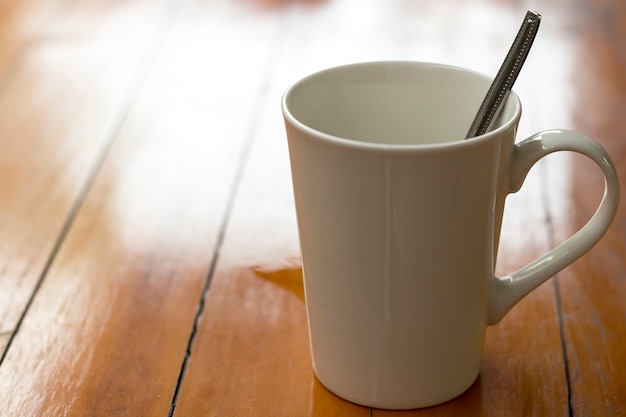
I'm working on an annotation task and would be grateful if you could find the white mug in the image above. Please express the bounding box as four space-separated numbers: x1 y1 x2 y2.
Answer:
281 62 619 410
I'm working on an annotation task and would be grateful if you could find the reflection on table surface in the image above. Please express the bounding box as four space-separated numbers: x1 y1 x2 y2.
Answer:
0 0 624 415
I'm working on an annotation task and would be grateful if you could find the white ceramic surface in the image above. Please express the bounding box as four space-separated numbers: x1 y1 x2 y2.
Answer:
282 62 619 410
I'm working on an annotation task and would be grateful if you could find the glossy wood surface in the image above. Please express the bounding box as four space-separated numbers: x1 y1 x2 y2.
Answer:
0 0 624 415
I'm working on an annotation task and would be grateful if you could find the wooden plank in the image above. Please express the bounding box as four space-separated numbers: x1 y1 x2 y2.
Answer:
0 0 61 351
0 0 173 355
174 1 568 415
544 2 626 415
0 1 281 416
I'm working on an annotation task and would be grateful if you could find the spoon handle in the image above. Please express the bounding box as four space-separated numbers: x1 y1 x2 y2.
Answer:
466 10 541 139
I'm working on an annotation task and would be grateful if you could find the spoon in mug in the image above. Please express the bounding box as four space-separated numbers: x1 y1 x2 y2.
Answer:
465 10 542 139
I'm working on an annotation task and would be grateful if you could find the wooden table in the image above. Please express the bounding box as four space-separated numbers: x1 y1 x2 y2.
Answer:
0 0 624 415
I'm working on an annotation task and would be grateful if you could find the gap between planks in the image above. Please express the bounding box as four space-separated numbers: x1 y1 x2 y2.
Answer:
0 0 187 365
166 7 293 416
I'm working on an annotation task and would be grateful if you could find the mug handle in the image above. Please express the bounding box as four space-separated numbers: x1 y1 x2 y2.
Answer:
487 129 620 325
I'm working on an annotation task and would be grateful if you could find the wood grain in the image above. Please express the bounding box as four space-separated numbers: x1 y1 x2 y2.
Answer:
0 0 623 415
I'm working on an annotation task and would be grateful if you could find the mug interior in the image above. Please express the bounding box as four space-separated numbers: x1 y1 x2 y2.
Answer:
283 62 520 146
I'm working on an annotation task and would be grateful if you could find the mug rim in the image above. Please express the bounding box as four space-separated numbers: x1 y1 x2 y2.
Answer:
281 61 522 152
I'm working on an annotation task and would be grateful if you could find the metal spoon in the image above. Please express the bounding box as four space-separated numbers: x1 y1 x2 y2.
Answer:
465 10 542 139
